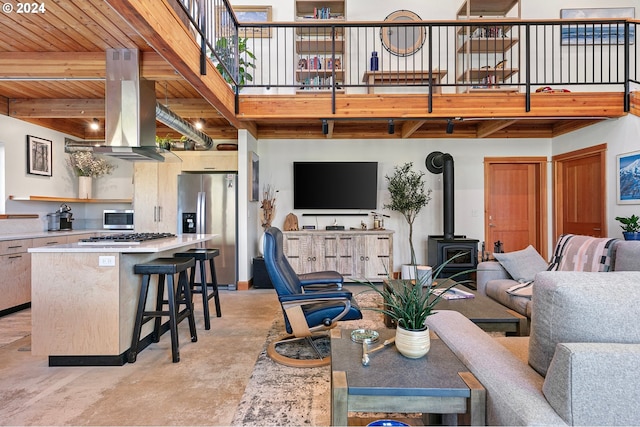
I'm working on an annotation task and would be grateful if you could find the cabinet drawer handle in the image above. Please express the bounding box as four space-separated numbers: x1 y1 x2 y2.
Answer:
7 245 23 249
360 256 365 261
8 255 23 259
47 241 60 245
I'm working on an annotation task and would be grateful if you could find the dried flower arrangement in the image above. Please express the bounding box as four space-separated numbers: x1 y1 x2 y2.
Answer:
67 151 115 178
260 184 278 230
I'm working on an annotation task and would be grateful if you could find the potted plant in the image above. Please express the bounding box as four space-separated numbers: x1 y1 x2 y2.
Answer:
384 162 432 279
67 151 115 199
360 257 473 358
213 35 256 89
615 214 640 240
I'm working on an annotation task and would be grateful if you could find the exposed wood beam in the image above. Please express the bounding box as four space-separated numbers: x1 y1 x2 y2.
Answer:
325 120 335 138
9 98 223 119
238 93 626 121
0 52 179 80
0 95 8 116
476 119 517 138
105 0 245 133
630 91 640 117
401 120 425 138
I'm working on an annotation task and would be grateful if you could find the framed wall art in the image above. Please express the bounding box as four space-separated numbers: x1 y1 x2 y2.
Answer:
249 152 260 202
27 135 52 176
218 5 272 38
560 7 635 45
617 150 640 204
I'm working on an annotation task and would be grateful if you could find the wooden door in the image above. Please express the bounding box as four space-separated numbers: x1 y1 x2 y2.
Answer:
553 144 606 238
484 158 547 257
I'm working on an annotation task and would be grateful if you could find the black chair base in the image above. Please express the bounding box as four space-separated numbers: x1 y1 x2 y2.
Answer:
175 248 222 330
129 257 197 363
266 334 332 368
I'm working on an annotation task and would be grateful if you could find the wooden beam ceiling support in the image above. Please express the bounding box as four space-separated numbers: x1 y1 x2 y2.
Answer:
401 120 425 138
105 0 245 133
0 52 179 80
238 93 626 121
476 119 517 138
0 95 8 116
9 98 223 119
630 92 640 117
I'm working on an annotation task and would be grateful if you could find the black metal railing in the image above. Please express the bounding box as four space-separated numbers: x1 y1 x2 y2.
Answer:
175 0 639 112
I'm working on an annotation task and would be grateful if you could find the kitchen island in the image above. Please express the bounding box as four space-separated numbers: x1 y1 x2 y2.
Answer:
29 234 216 366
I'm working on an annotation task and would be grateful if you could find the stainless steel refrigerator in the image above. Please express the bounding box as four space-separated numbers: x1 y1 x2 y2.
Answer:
177 173 238 289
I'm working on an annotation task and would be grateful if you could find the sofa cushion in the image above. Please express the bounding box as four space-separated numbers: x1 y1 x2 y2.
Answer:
548 234 618 272
542 342 640 425
529 271 640 377
613 241 640 271
485 279 531 317
493 245 548 281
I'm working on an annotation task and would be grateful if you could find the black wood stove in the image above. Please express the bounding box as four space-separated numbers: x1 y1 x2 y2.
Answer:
426 152 478 281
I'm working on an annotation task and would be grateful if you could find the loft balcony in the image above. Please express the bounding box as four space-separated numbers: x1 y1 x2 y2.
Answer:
0 0 638 140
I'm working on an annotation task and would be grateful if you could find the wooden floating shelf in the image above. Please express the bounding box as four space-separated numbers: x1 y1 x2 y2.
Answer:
9 195 132 203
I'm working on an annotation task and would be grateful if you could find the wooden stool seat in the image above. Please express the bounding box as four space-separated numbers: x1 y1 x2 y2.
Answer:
129 257 197 363
175 248 221 330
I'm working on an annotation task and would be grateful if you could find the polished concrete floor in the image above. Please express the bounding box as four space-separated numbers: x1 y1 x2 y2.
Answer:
0 289 281 426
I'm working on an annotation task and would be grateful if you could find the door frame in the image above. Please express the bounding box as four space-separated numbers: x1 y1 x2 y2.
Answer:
484 157 548 258
552 143 607 239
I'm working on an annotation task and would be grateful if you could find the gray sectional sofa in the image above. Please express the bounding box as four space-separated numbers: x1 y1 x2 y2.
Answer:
427 270 640 425
477 237 640 319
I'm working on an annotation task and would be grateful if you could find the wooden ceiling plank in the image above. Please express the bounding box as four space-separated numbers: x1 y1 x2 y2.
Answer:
105 0 241 131
400 120 426 138
10 99 105 118
65 0 139 49
476 119 517 138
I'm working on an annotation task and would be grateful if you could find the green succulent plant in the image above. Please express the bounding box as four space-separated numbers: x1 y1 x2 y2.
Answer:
359 255 474 331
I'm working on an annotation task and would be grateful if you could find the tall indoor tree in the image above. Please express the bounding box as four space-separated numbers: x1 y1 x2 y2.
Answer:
384 162 432 267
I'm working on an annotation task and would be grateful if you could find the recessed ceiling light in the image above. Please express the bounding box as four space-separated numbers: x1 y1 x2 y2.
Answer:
90 118 99 130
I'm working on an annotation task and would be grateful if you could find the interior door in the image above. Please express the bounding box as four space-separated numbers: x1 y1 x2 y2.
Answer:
553 144 607 238
484 158 547 258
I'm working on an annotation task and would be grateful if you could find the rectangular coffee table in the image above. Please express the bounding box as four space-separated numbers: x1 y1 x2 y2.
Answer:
383 280 529 336
331 328 486 426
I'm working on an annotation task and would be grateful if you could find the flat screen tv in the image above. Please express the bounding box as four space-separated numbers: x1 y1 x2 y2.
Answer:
293 161 378 209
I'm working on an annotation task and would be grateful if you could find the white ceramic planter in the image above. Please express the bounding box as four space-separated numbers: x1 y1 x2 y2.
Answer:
395 326 430 359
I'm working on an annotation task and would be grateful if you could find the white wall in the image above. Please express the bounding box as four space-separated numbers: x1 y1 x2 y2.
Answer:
0 114 133 230
257 137 552 271
237 129 260 284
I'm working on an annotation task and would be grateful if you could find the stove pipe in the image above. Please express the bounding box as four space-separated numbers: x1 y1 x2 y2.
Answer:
426 151 455 241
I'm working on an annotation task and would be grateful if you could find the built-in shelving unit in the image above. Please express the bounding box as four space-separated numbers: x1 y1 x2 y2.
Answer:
294 0 346 93
9 195 132 203
456 0 520 92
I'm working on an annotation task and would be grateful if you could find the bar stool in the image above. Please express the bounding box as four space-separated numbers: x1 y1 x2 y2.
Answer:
129 257 198 363
175 248 222 330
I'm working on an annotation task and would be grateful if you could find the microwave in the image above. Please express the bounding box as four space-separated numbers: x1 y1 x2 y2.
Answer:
103 209 134 230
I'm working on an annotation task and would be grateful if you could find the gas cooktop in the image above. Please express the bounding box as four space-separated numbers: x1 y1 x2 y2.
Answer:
78 233 176 246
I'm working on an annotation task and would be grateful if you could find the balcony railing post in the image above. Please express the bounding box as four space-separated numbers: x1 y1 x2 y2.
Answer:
525 23 531 113
427 24 433 114
624 21 630 112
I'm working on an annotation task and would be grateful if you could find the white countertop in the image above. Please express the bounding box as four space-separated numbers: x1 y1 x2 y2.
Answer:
0 229 114 242
28 234 217 253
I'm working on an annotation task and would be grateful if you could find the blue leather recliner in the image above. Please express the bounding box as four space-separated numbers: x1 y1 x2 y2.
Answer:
263 227 362 367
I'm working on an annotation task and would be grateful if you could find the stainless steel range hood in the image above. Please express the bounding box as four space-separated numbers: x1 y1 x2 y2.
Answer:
65 48 215 161
100 48 165 162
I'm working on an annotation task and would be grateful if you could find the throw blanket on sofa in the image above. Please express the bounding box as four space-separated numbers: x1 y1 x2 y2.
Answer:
505 234 618 298
548 234 618 272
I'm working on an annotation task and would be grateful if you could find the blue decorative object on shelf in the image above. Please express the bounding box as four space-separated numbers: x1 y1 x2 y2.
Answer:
370 51 379 71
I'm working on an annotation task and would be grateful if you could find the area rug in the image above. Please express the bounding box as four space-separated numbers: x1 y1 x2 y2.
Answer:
230 290 385 426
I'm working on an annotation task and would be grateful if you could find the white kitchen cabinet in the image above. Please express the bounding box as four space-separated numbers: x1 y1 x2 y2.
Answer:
283 230 394 281
0 238 33 312
133 162 181 233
